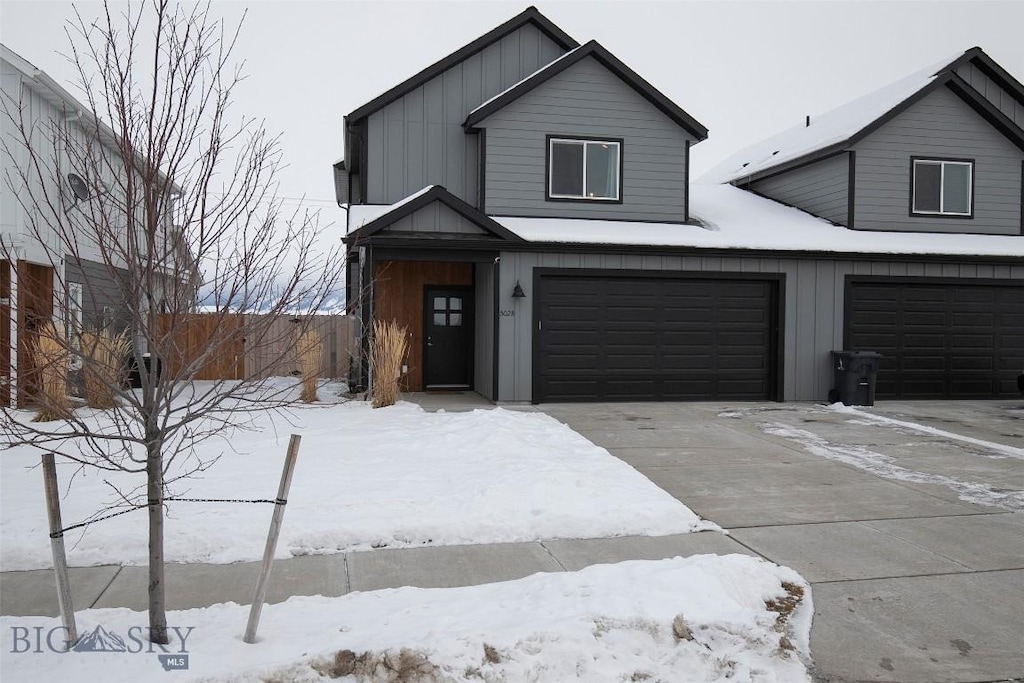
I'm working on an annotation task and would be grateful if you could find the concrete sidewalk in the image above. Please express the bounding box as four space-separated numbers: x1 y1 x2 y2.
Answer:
542 400 1024 683
0 531 750 615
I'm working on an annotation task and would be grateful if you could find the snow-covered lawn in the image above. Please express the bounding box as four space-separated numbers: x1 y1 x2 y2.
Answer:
0 555 813 682
1 381 714 571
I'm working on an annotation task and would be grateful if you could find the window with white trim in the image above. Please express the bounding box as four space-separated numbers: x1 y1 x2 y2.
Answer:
911 159 972 216
548 138 620 201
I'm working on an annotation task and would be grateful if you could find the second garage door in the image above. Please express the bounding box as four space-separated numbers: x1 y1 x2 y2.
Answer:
846 279 1024 399
534 274 779 402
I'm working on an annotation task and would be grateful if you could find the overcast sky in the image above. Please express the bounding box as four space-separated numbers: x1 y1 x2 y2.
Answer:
3 0 1023 218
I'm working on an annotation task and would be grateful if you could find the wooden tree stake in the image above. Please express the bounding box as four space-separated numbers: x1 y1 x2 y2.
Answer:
244 434 301 644
42 453 78 650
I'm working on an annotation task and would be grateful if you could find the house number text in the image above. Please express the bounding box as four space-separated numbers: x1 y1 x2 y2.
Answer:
500 310 515 317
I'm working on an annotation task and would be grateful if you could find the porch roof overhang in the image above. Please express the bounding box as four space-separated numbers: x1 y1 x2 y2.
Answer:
344 185 525 245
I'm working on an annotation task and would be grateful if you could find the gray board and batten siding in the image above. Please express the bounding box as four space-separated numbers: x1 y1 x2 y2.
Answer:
749 152 850 226
851 86 1023 235
955 60 1024 131
493 250 1024 404
475 56 694 222
364 23 568 206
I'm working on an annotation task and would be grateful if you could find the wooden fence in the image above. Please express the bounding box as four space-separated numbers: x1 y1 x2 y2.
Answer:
155 313 353 381
246 314 353 379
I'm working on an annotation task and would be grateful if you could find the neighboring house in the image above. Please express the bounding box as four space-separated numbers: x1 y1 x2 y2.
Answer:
338 7 1023 403
1 44 180 407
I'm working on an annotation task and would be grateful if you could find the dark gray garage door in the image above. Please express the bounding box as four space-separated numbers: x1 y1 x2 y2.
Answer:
847 280 1024 398
535 274 778 402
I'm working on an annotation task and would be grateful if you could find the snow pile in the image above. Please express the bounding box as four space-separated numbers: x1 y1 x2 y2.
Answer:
0 555 814 682
0 384 712 570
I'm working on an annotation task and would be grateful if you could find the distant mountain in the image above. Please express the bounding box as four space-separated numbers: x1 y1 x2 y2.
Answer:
73 625 127 653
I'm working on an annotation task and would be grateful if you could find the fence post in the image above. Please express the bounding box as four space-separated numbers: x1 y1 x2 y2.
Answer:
243 434 301 644
42 453 78 650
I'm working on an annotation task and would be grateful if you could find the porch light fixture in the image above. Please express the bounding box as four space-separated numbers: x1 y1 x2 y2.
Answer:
511 281 526 298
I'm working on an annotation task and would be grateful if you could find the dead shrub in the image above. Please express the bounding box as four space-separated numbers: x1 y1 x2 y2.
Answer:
296 328 322 403
81 328 131 409
32 322 72 422
765 581 806 652
370 319 408 409
671 614 693 641
312 647 437 681
482 643 501 664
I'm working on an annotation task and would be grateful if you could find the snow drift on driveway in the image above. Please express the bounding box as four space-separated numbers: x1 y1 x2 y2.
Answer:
1 393 714 570
0 555 813 682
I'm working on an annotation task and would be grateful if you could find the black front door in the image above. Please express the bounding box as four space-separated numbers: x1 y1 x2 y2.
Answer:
424 287 473 388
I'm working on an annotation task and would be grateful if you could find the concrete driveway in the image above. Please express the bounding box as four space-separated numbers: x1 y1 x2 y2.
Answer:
540 400 1024 683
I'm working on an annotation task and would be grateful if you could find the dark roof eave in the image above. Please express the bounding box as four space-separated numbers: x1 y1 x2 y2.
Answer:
346 7 578 124
344 234 1021 265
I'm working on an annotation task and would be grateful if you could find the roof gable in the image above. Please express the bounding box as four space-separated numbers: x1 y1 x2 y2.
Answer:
705 47 1024 185
347 186 524 242
346 7 578 124
463 40 708 140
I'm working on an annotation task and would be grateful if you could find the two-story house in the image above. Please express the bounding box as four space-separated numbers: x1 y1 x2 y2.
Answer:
338 7 1023 403
1 44 182 407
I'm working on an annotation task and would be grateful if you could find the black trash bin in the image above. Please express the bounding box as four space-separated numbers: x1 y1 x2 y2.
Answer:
829 351 882 406
126 353 162 388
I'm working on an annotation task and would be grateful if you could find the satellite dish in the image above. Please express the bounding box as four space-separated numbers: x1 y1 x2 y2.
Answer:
66 173 90 202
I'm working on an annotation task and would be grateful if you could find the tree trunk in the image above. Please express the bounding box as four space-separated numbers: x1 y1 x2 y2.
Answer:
147 441 169 644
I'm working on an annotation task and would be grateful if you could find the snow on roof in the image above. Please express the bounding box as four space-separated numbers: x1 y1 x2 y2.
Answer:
346 185 438 234
496 184 1022 257
466 45 582 121
701 50 967 185
346 184 1022 257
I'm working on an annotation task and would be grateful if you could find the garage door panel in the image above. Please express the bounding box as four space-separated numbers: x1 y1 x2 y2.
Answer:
847 281 1023 399
903 311 948 326
902 288 947 303
900 356 947 371
954 288 999 304
903 334 947 349
951 334 994 349
951 356 994 371
952 312 994 327
537 275 777 402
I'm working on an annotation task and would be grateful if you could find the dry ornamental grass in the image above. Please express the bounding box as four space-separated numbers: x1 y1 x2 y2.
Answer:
371 320 408 408
81 328 131 409
32 322 72 422
296 328 323 403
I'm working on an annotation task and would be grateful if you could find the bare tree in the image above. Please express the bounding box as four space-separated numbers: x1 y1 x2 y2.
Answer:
1 1 344 643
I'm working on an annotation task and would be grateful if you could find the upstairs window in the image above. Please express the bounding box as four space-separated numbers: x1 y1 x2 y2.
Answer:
911 159 973 217
548 137 621 201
